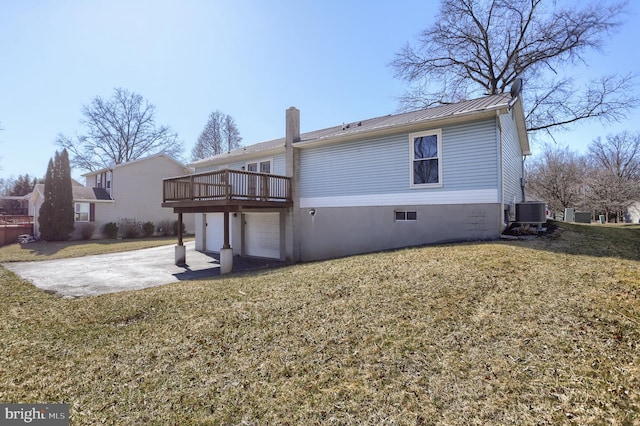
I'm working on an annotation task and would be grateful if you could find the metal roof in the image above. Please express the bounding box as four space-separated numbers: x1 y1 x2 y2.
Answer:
189 93 514 166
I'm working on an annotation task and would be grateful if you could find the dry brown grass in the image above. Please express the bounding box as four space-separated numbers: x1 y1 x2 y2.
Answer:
0 222 638 424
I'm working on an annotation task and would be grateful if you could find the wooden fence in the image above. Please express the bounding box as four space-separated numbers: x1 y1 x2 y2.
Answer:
0 216 34 246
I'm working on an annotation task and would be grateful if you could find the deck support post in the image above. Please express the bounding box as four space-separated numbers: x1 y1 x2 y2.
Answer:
220 210 233 274
175 212 185 265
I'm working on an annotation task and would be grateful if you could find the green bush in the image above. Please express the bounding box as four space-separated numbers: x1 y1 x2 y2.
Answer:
142 221 155 237
103 222 118 239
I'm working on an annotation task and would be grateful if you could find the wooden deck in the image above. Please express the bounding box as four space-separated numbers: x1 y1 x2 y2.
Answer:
162 169 292 213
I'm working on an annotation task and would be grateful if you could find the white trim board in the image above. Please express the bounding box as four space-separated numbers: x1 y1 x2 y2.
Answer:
300 189 499 208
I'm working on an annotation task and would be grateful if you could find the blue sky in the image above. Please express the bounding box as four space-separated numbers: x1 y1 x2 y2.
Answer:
1 0 638 181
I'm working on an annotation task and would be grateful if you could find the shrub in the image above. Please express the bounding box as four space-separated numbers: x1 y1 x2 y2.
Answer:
78 223 96 240
119 218 141 239
142 221 155 237
103 222 119 239
156 220 174 237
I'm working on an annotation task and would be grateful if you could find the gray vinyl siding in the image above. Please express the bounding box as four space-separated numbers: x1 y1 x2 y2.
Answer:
193 153 285 174
299 119 499 198
228 160 246 170
299 134 407 197
273 153 286 175
441 120 498 190
194 164 220 173
500 111 524 205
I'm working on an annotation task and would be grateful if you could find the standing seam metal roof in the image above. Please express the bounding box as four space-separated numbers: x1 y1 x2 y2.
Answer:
189 93 513 166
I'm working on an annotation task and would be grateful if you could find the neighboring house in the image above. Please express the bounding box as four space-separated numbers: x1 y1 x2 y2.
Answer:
29 180 113 238
162 91 530 264
30 154 194 239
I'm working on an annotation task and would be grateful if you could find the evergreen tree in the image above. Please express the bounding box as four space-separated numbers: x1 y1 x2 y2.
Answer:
38 150 74 241
56 150 75 237
38 159 56 240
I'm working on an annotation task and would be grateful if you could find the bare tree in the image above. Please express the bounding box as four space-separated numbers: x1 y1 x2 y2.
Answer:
391 0 638 134
57 88 184 172
0 121 3 172
526 144 587 213
586 132 640 221
191 111 242 161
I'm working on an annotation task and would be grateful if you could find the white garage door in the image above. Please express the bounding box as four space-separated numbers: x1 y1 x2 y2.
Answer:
244 212 280 259
205 213 232 252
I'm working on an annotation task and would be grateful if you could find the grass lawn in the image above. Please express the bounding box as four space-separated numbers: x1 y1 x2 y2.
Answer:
0 222 638 424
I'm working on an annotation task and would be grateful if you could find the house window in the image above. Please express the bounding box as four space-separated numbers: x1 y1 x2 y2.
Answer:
395 211 417 221
410 130 442 187
247 160 271 173
75 203 90 222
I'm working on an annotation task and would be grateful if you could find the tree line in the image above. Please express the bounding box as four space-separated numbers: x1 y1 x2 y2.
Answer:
527 132 640 222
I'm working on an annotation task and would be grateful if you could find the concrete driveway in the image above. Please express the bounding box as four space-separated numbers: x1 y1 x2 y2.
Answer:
2 242 221 298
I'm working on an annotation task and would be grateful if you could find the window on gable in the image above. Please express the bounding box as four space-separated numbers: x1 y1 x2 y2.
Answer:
75 203 90 222
410 130 442 187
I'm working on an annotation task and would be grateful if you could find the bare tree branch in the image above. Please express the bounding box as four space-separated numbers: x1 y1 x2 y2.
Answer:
191 111 243 161
390 0 638 133
56 88 184 172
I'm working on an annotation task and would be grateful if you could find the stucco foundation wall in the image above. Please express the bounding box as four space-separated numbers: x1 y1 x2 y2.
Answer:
297 204 501 261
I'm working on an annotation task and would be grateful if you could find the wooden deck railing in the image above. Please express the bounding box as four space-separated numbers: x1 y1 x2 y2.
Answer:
163 169 291 203
0 215 34 226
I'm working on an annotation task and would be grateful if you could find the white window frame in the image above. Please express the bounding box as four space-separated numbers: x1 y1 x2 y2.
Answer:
75 202 90 222
246 158 272 174
409 129 443 188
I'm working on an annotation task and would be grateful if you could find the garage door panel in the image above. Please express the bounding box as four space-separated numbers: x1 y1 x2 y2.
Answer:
205 213 232 252
245 213 280 259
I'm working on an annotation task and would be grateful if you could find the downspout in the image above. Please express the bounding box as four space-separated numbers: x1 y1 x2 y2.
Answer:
521 155 527 202
496 109 506 229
